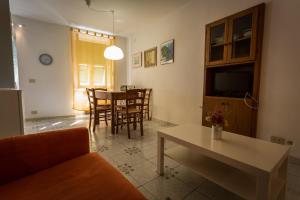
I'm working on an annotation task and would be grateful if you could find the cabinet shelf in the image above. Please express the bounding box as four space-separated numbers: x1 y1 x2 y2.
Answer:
233 36 251 42
204 95 244 100
211 43 225 47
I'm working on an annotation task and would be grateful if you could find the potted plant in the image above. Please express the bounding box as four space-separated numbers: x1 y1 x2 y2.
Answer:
205 109 226 140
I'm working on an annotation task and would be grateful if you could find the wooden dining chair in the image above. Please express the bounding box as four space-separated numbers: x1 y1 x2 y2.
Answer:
143 88 152 120
115 89 146 139
86 88 111 132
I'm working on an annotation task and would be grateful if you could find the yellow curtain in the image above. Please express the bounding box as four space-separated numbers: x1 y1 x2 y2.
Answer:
71 29 115 111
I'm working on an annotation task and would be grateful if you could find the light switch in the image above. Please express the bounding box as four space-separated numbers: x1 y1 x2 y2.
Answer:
29 79 36 83
31 110 38 115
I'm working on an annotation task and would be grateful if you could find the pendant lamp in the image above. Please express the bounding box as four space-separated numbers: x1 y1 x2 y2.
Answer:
86 0 124 60
104 10 124 60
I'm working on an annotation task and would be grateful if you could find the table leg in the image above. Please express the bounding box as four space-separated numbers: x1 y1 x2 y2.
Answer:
111 98 115 134
256 174 271 200
278 157 288 200
157 135 165 176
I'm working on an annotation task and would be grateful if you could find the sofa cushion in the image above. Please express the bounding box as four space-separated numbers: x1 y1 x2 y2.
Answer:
0 153 146 200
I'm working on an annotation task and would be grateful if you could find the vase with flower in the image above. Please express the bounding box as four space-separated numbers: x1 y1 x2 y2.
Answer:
205 109 226 140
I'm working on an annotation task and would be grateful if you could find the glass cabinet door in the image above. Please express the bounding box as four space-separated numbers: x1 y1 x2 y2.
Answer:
228 8 258 62
205 19 228 65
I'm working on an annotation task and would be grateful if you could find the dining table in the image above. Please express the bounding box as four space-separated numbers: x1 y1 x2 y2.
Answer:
94 90 126 134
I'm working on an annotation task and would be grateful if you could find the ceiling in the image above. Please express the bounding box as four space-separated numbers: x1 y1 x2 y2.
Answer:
9 0 192 36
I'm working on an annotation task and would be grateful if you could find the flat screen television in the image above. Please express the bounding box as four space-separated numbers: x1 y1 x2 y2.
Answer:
213 71 253 98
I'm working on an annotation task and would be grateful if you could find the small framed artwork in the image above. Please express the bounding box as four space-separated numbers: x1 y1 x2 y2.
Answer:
144 47 157 67
132 52 142 68
160 39 174 65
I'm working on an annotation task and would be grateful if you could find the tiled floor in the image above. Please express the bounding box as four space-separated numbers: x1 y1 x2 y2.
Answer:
25 116 300 200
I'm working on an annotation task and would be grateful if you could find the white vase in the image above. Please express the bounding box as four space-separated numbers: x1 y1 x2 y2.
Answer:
212 125 223 140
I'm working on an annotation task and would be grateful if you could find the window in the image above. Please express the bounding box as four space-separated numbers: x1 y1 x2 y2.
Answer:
79 64 89 86
78 64 107 87
94 65 106 86
72 28 114 111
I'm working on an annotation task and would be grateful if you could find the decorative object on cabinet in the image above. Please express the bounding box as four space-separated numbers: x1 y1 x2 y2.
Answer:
132 52 142 68
160 39 174 65
144 47 157 67
202 4 265 138
205 109 226 140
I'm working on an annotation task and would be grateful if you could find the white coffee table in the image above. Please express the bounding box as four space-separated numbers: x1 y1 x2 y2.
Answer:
157 124 290 200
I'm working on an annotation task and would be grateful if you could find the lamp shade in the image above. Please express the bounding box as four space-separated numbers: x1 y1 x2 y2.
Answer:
104 45 124 60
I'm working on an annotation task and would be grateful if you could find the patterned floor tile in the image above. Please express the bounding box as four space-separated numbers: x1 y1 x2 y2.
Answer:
174 165 205 188
143 176 195 200
139 186 159 200
196 180 243 200
129 162 159 186
184 190 211 200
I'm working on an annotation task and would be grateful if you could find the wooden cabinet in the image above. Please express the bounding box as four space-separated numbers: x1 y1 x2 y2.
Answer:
202 97 254 136
202 4 265 137
205 19 228 65
205 6 260 66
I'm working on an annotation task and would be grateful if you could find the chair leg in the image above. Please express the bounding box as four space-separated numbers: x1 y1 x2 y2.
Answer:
93 111 98 132
147 107 150 120
133 114 137 130
121 114 124 129
127 117 131 139
140 114 144 136
105 111 108 126
116 113 119 134
89 111 92 130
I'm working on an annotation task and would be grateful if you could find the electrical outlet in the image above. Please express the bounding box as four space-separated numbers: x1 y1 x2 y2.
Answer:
270 136 285 145
31 110 38 115
286 140 295 147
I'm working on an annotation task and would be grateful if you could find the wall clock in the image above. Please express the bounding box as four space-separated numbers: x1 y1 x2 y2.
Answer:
39 53 53 65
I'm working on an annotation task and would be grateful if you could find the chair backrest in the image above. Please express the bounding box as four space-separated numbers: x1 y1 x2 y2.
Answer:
94 88 108 101
125 89 146 113
86 88 96 110
94 88 107 92
86 88 109 109
145 88 152 105
120 85 135 92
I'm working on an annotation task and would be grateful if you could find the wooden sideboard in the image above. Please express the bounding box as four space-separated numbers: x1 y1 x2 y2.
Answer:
202 4 265 137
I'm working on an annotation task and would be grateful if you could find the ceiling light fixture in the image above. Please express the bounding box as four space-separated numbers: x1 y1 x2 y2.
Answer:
85 0 124 60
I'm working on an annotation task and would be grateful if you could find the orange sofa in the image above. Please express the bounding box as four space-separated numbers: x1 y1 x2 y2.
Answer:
0 127 146 200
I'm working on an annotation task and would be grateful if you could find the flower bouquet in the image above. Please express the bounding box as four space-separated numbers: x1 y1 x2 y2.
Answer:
205 109 227 140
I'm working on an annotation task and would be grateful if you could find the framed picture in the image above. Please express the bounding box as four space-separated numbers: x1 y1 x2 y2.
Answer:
144 47 157 67
132 52 142 68
160 39 174 65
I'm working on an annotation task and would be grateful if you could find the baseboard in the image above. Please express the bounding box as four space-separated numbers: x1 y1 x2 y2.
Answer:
151 118 177 126
25 114 89 121
289 156 300 165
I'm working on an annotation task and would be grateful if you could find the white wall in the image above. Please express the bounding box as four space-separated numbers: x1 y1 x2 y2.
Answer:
257 0 300 158
129 0 300 158
14 16 74 119
14 16 127 119
114 37 128 90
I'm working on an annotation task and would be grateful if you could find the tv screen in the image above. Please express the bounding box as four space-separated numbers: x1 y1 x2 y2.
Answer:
214 72 253 97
